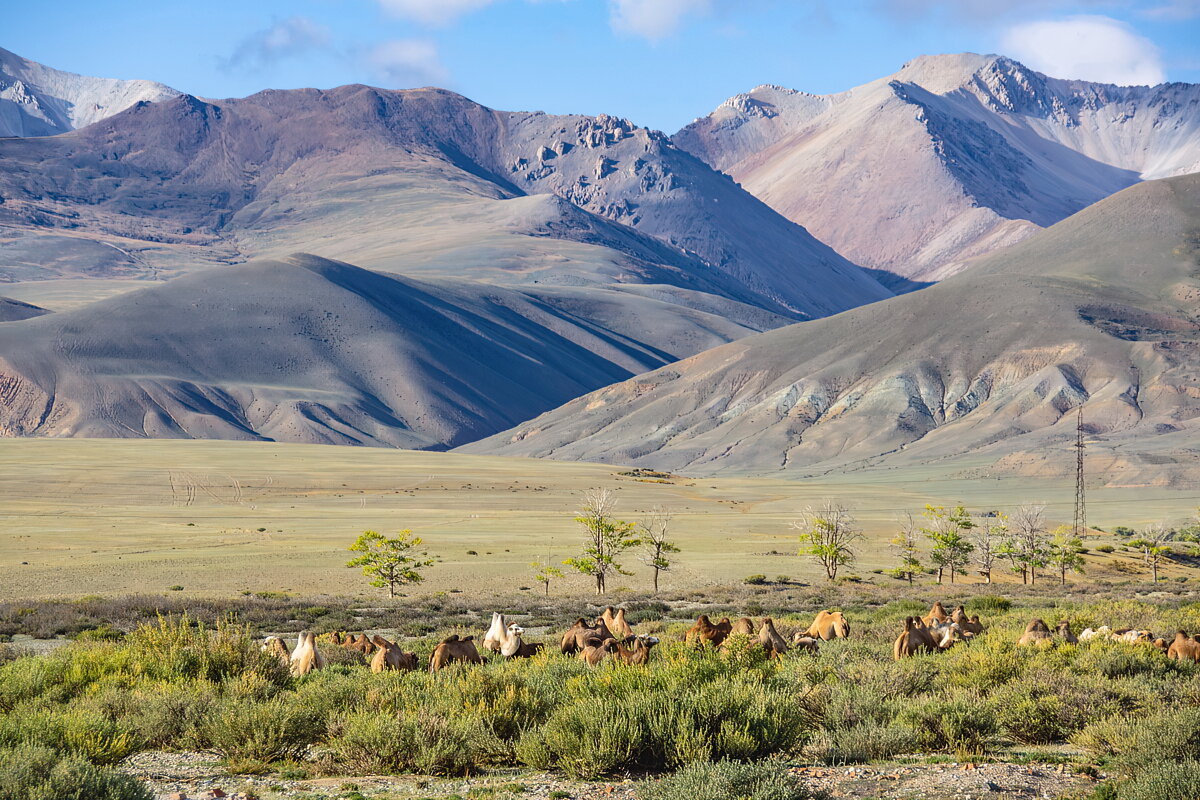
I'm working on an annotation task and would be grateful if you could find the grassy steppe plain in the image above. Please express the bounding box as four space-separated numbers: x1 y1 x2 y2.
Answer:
3 439 1199 600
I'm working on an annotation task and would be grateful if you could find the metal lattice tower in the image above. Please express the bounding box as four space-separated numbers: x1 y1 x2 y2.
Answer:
1074 406 1087 538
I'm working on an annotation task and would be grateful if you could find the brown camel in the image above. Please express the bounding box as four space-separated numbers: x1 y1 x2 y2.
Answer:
579 637 619 666
611 635 660 665
261 636 290 666
757 618 790 658
950 605 969 625
791 634 820 654
805 610 851 640
370 635 419 672
923 602 950 626
893 617 939 659
1056 621 1079 644
560 618 614 654
686 615 733 647
961 615 984 636
1017 619 1054 646
601 607 634 638
1168 631 1200 661
731 617 756 636
429 634 484 672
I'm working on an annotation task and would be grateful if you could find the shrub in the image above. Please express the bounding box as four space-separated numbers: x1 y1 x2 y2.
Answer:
0 702 140 764
744 575 768 586
898 697 996 758
198 696 324 767
1097 545 1116 553
1112 759 1200 800
330 710 505 776
968 596 1012 613
639 760 824 800
0 744 152 800
806 719 918 764
1076 708 1200 776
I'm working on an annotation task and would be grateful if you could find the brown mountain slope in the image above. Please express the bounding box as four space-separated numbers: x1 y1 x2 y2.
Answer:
462 173 1200 484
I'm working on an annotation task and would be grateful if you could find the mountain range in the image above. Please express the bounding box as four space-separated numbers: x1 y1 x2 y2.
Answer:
1 46 1199 484
676 53 1200 287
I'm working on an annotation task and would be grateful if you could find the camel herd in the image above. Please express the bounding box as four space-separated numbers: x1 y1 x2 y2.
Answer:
260 601 1200 677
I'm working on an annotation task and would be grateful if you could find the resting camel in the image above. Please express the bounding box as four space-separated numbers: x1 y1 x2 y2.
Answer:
601 607 634 638
579 637 619 666
961 615 985 636
1079 626 1111 641
1056 621 1079 644
1167 631 1200 662
731 617 756 636
805 610 850 640
686 615 733 647
560 618 614 654
289 631 326 676
894 617 939 659
499 623 543 659
331 632 376 655
611 635 660 665
370 635 419 672
1017 619 1053 646
1112 629 1153 644
429 634 484 672
923 602 950 626
261 636 290 666
1154 637 1170 653
757 618 789 658
483 612 511 653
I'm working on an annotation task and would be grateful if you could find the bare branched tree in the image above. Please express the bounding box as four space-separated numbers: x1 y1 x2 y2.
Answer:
793 500 863 581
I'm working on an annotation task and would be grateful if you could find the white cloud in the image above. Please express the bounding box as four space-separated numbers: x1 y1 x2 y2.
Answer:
223 16 332 69
377 0 498 26
368 39 450 86
1141 0 1200 19
609 0 713 39
1000 15 1166 86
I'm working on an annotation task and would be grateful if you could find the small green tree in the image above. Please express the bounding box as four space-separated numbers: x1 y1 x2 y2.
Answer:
793 500 862 581
922 504 975 584
638 507 680 593
888 512 922 585
530 556 565 596
563 489 640 595
346 529 434 598
1129 523 1172 583
1047 526 1086 585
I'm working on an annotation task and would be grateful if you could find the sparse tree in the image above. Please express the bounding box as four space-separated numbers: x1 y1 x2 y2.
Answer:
973 511 1007 584
793 500 863 582
1047 526 1087 585
1007 504 1049 585
888 512 923 585
346 529 434 598
638 507 680 593
922 504 975 584
563 489 640 595
530 556 565 596
1129 523 1173 583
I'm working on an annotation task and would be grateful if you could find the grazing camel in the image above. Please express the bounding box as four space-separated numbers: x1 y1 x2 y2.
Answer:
731 617 756 636
1167 631 1200 662
757 618 789 658
923 602 950 626
261 636 291 666
289 631 326 676
483 612 511 653
370 635 419 672
805 610 851 640
1017 619 1053 646
1056 621 1079 644
611 635 660 665
601 607 634 638
429 634 485 672
686 615 733 647
560 618 614 654
894 617 939 659
579 637 619 666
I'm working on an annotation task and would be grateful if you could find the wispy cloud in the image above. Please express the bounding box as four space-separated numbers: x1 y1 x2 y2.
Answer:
222 16 332 70
368 39 450 86
1000 15 1166 85
377 0 499 26
1140 0 1200 19
609 0 714 39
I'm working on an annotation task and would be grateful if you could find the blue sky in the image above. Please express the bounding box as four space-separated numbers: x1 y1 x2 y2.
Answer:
7 0 1199 132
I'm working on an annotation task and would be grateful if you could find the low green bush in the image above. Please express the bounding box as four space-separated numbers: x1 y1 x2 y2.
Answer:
0 744 152 800
639 760 825 800
1111 759 1200 800
328 710 502 776
198 695 324 767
